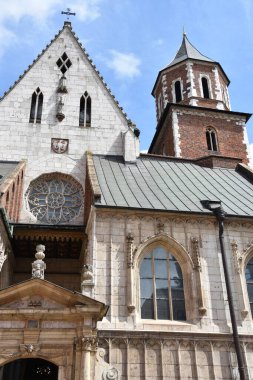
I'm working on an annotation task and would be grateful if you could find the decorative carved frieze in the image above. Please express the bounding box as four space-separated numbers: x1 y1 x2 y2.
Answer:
191 237 201 271
126 232 134 268
76 336 98 352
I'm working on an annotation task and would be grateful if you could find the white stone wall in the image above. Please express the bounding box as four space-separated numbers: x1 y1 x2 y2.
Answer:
0 26 129 223
89 211 253 336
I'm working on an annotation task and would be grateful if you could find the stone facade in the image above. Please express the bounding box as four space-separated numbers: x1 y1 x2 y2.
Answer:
0 23 252 380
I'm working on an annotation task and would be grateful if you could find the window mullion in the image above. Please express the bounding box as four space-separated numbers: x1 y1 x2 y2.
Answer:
152 255 158 320
167 255 173 320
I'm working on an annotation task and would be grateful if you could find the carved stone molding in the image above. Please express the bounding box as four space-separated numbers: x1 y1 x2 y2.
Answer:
126 232 134 268
0 249 7 272
20 344 40 355
32 245 46 279
231 241 242 274
95 348 119 380
76 336 98 352
191 237 201 271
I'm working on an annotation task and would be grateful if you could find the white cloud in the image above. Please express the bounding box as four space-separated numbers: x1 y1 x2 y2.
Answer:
107 50 141 79
0 0 102 56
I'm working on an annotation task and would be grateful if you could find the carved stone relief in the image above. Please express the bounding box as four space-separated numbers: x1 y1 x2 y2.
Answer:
51 138 69 154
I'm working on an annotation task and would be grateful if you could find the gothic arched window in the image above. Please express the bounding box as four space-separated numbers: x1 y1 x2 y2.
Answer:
26 173 84 225
140 247 186 320
206 127 218 151
174 80 182 102
201 77 210 99
79 92 91 127
245 258 253 316
29 88 43 123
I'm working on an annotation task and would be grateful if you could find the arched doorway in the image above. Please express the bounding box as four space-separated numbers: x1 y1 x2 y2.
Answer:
0 358 58 380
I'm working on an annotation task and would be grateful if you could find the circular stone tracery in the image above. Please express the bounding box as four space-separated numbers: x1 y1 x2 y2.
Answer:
26 174 83 225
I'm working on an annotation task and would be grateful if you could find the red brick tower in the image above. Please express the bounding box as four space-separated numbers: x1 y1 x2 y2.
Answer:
149 33 251 167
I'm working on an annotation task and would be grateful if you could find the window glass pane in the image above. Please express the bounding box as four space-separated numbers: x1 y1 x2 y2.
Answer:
245 259 253 281
172 300 186 321
140 279 153 299
247 284 253 302
157 299 170 319
154 258 167 279
156 279 168 299
250 303 253 317
171 279 184 290
141 298 154 319
170 257 183 280
140 258 152 278
152 247 167 259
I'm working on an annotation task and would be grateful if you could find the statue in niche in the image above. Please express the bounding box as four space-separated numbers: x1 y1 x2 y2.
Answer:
56 95 65 121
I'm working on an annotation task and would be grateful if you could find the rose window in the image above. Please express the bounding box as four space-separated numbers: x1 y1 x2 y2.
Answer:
26 174 83 224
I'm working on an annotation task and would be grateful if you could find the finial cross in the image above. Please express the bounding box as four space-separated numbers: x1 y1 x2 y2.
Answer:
61 8 76 20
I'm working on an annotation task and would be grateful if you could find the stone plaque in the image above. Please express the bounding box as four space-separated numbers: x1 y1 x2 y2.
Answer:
51 138 68 154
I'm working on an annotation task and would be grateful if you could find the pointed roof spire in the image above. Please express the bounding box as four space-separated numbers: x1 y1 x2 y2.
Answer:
167 34 214 68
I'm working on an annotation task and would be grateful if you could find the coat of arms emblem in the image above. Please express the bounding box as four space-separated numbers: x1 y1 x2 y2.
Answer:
51 138 68 154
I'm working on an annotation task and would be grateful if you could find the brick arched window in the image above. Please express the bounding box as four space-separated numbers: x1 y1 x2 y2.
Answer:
140 246 186 320
79 91 91 127
206 127 218 151
174 80 182 103
201 77 210 99
29 88 43 123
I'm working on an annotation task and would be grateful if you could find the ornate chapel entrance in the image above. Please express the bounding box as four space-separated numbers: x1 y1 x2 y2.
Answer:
0 358 58 380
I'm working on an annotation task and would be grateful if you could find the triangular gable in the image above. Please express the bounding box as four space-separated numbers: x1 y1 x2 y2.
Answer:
0 278 107 315
0 22 132 125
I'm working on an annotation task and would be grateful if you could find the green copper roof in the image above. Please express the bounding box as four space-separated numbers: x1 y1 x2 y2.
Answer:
0 161 20 185
167 34 214 68
93 155 253 217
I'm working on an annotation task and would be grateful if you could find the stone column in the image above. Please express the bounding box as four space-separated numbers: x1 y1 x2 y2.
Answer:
79 336 98 380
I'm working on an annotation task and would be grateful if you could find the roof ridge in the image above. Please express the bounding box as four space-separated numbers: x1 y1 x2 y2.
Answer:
0 23 132 124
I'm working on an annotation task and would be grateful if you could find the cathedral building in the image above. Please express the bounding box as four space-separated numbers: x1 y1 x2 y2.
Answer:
0 21 253 379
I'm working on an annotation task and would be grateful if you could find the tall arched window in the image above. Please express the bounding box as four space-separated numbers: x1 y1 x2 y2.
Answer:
201 77 210 99
206 127 218 151
140 247 186 320
245 258 253 316
174 80 182 102
29 87 43 123
79 91 91 127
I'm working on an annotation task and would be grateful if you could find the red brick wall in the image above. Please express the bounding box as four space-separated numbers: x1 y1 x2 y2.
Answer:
152 108 248 164
153 61 229 121
0 163 25 222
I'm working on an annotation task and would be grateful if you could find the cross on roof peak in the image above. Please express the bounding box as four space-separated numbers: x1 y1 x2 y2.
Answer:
61 8 76 21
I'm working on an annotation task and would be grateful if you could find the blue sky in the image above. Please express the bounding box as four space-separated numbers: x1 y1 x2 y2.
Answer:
0 0 252 153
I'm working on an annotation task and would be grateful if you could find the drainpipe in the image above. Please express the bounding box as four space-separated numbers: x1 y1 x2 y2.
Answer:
201 200 248 380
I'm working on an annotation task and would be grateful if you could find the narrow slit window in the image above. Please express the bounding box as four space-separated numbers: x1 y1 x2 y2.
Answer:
206 128 218 151
29 88 43 123
79 91 91 127
201 77 210 99
174 81 182 102
140 247 186 321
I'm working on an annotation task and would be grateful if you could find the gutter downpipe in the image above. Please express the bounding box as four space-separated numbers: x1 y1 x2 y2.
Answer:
201 201 248 380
